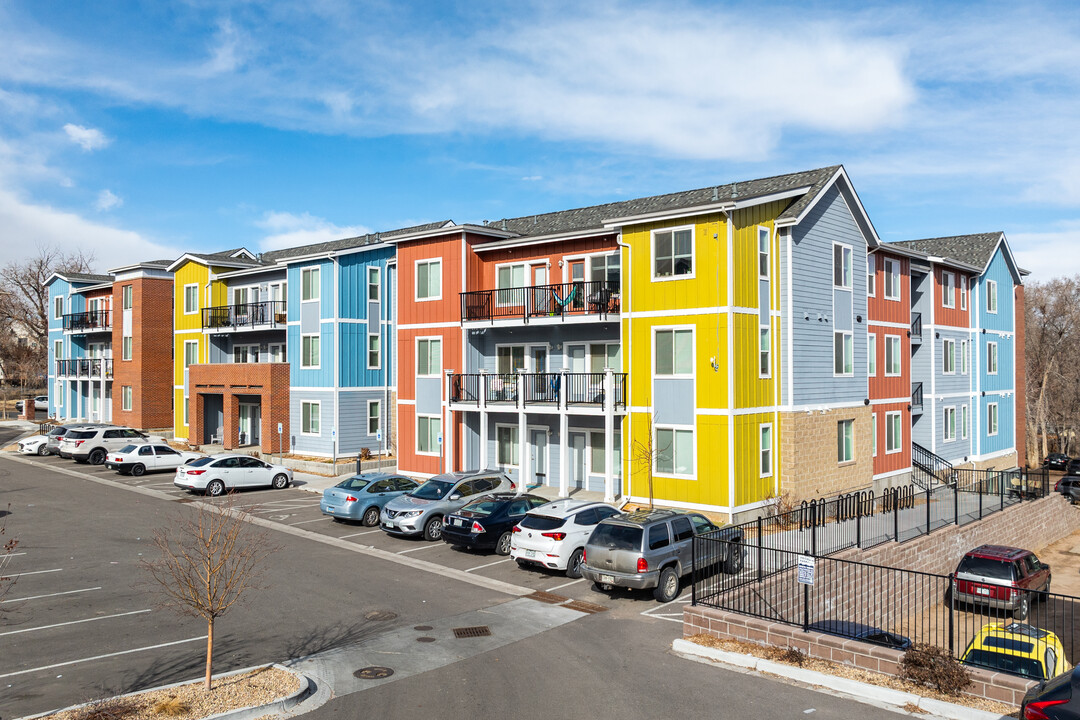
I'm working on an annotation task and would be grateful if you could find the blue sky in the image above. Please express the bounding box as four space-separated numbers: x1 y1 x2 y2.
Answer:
2 0 1079 280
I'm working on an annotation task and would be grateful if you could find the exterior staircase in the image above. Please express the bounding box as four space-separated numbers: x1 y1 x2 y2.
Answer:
911 442 954 489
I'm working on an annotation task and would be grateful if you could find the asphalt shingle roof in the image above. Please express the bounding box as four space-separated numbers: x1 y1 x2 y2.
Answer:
262 220 455 262
889 233 1004 270
64 272 113 283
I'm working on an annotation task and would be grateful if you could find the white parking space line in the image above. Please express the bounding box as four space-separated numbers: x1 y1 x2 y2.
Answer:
0 635 207 679
252 504 319 514
8 568 63 578
288 517 329 526
547 578 584 592
2 587 101 604
339 529 382 539
466 559 510 573
0 609 152 636
396 545 443 555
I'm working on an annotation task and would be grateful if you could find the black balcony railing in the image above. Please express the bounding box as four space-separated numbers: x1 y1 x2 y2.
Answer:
63 310 111 333
449 371 627 409
910 311 922 339
911 381 923 412
202 300 287 330
460 280 620 323
55 358 113 379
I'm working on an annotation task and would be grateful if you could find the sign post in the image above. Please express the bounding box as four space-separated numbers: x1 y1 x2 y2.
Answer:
377 429 383 470
798 553 815 632
277 422 284 465
438 432 443 474
332 427 337 467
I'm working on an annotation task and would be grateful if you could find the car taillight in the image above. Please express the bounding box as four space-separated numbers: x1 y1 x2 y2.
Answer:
637 557 649 573
510 481 517 490
512 526 521 533
75 440 85 447
1055 480 1062 492
345 496 358 502
541 532 566 541
582 549 586 564
471 521 485 534
1025 699 1069 719
186 469 206 476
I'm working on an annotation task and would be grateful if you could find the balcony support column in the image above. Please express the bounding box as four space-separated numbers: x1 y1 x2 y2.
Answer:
479 371 489 470
444 370 454 475
517 372 527 495
604 368 615 504
559 369 569 498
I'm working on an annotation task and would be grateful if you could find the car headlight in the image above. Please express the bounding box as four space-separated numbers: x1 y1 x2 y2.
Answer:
401 510 422 518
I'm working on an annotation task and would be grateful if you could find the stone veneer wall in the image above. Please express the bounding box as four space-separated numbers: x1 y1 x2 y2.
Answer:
780 406 874 500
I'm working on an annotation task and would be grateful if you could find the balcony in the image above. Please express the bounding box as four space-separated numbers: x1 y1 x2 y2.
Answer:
202 300 287 332
449 372 627 412
56 358 113 380
460 280 619 324
910 312 922 344
63 310 111 334
911 381 923 414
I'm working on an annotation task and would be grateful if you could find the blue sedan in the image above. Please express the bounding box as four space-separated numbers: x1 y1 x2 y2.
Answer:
321 473 420 526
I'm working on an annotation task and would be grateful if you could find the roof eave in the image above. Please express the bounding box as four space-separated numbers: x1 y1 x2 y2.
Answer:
471 228 618 252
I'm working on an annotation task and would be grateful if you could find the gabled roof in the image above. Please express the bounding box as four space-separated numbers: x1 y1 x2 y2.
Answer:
166 248 261 273
44 271 113 287
266 220 455 263
889 232 1025 282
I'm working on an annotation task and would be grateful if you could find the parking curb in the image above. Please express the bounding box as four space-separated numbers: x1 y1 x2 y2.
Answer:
671 639 1009 720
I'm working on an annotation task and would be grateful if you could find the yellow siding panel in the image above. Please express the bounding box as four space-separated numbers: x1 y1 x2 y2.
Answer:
734 413 777 507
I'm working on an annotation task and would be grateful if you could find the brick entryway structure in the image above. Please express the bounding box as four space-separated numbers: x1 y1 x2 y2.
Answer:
188 363 289 454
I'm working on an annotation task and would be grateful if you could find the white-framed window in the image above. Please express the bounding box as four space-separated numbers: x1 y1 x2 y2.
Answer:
867 254 876 296
652 226 694 280
416 259 442 300
496 424 519 467
655 327 693 377
942 271 955 308
590 252 621 287
986 279 998 313
183 284 199 315
54 339 62 363
868 333 877 376
367 334 381 369
367 266 381 302
183 340 199 368
760 424 772 477
587 343 622 373
884 258 901 300
301 401 321 435
588 430 623 475
759 326 771 378
872 413 877 457
368 400 380 436
987 341 999 374
233 344 259 363
885 335 901 376
496 262 526 306
54 295 64 319
122 385 132 411
961 340 969 375
123 284 133 310
833 243 852 289
987 402 999 436
960 276 967 310
301 266 321 302
886 411 902 454
55 380 62 408
942 338 955 374
417 337 442 377
834 331 853 376
961 404 969 439
496 344 526 374
837 420 854 463
757 226 770 279
417 414 440 455
655 426 694 477
182 395 189 426
121 336 132 361
269 344 285 363
301 334 320 368
943 406 956 441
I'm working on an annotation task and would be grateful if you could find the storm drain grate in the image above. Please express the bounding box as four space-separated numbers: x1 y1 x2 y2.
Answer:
452 625 492 639
528 591 570 605
364 610 398 621
354 666 394 680
562 600 609 615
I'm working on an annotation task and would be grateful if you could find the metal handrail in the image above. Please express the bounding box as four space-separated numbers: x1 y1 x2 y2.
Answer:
910 312 922 338
63 310 111 332
55 358 113 378
911 381 923 410
202 300 287 330
448 371 627 409
460 280 620 323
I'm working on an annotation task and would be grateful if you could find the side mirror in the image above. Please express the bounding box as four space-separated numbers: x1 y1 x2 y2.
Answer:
449 494 461 501
1042 564 1051 572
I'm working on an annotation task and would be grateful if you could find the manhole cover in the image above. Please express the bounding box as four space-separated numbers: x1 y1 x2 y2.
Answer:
365 610 398 621
413 625 433 631
353 666 394 680
452 626 492 639
416 636 437 643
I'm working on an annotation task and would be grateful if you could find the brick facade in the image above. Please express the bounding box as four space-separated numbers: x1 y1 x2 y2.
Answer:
780 406 874 501
111 277 174 430
187 363 290 454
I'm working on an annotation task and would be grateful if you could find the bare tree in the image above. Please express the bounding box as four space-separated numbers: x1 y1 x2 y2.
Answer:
0 245 96 347
1025 277 1080 463
141 496 279 690
630 412 670 510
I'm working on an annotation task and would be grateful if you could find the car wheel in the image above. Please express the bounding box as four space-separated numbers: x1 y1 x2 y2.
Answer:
724 544 744 574
653 566 680 603
423 516 443 541
36 444 48 456
88 449 106 465
206 480 226 497
495 531 513 556
131 464 146 477
1014 594 1030 621
271 473 289 490
362 506 380 527
565 548 585 579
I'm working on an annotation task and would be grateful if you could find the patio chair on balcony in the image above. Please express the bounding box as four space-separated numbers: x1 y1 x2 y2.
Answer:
587 286 614 314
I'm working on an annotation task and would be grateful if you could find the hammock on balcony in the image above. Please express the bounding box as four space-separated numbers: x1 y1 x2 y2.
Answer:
551 286 578 308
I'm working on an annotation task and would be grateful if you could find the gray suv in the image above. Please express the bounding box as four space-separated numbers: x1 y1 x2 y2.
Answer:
581 509 744 602
380 470 515 541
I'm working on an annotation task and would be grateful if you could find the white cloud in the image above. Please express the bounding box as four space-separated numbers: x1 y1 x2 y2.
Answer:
1012 223 1080 282
95 189 122 211
255 210 371 252
522 175 542 182
63 123 109 151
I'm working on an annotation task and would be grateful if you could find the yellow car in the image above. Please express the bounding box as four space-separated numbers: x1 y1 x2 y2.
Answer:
960 623 1070 681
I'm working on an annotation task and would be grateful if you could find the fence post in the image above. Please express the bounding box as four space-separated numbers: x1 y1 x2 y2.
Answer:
978 486 983 520
811 503 818 557
947 573 955 655
856 501 862 549
926 487 931 535
803 581 810 632
691 537 697 606
893 497 899 542
954 482 959 525
756 517 763 582
1000 472 1005 512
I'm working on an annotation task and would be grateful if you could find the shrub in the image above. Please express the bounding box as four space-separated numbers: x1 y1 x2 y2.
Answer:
359 447 373 460
151 696 190 716
900 643 971 696
71 697 137 720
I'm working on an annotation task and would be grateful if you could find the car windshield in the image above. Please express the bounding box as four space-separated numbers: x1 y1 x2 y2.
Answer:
118 445 139 454
590 524 643 551
521 515 566 531
336 477 371 491
964 649 1045 680
460 498 503 516
186 457 215 468
409 480 454 500
957 556 1016 580
66 430 96 439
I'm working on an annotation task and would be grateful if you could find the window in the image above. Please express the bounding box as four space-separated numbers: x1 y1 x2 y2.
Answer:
55 380 62 408
837 420 854 463
301 401 321 434
834 331 853 376
301 267 320 302
885 335 901 376
122 386 132 411
962 404 969 439
496 263 526 305
122 336 132 361
588 343 622 373
655 328 692 376
656 427 693 476
54 339 62 363
233 345 259 363
987 342 999 374
987 280 998 313
942 271 955 308
269 344 285 363
591 253 621 287
497 345 525 374
653 227 693 279
122 285 133 310
943 407 956 441
760 424 772 477
961 340 969 375
183 284 198 314
960 277 968 310
416 259 442 300
417 415 440 454
367 267 381 302
182 395 189 426
183 340 199 368
301 334 320 368
758 226 770 279
759 327 770 377
368 400 380 436
884 258 901 300
417 338 442 376
943 338 955 374
886 411 902 453
988 403 999 435
868 333 877 376
589 431 615 474
872 413 877 457
648 524 671 550
54 296 64 319
867 254 876 296
833 244 852 289
497 425 519 467
367 334 381 369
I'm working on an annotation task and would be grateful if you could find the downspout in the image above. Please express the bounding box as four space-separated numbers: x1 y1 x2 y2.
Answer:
331 253 340 465
616 236 631 500
724 208 735 524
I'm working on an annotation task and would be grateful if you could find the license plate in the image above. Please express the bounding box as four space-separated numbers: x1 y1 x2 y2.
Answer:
976 587 990 596
524 549 536 558
451 517 465 527
382 521 395 529
600 574 615 584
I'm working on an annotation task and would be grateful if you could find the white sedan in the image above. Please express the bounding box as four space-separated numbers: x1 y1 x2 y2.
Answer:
174 454 293 496
17 434 49 455
105 443 201 476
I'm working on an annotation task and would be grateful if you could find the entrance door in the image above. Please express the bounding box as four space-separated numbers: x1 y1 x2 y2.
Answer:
91 386 101 421
530 264 549 315
529 429 548 487
239 403 261 446
569 432 587 490
568 260 585 312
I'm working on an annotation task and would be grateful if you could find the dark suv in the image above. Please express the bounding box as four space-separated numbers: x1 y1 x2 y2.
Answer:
581 509 743 603
1057 476 1080 503
1043 453 1071 471
949 545 1051 621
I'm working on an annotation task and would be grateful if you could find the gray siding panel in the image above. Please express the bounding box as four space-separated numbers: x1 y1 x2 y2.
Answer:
834 289 852 332
291 389 335 455
416 378 441 415
300 302 320 334
654 379 694 425
338 390 386 455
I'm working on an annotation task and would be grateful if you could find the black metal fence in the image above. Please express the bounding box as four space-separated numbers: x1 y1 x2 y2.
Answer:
460 280 620 323
202 300 287 330
448 371 627 409
62 310 110 333
55 358 114 378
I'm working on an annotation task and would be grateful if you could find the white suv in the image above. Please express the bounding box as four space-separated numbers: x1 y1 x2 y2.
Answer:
59 426 161 465
510 499 621 578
